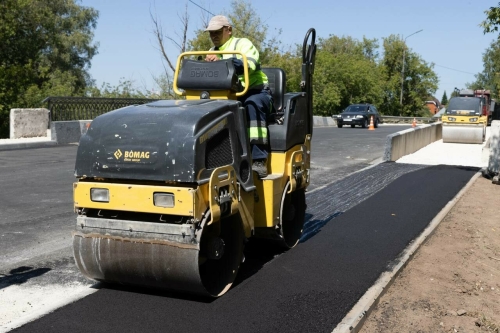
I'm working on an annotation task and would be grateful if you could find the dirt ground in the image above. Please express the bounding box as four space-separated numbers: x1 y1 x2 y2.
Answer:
359 175 500 333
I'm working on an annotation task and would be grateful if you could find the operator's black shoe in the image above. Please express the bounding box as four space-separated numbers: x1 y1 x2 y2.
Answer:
252 159 268 178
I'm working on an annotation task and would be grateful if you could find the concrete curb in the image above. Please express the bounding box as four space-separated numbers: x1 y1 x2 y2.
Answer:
0 140 58 151
313 116 336 127
331 170 482 333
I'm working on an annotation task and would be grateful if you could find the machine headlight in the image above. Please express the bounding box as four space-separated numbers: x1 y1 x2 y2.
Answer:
356 115 364 118
337 115 342 118
154 192 175 208
90 188 109 202
469 117 478 122
447 117 456 122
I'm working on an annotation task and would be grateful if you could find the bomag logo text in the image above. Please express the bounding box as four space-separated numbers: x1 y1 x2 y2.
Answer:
124 151 150 159
190 67 219 78
114 149 150 162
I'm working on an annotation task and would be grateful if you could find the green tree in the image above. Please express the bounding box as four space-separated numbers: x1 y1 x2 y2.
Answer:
379 35 405 116
441 91 448 105
379 35 438 116
314 35 383 115
86 79 146 98
481 2 500 36
0 0 98 137
467 39 500 98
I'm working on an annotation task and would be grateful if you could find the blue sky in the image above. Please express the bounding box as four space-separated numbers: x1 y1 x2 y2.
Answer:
81 0 497 104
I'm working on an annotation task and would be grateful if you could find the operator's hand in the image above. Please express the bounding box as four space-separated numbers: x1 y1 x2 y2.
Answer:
205 54 219 62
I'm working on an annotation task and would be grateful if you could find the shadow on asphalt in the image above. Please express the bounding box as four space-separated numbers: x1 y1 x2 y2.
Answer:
301 211 344 242
0 266 52 290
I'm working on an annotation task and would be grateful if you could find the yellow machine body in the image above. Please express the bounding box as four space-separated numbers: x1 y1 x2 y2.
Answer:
441 96 487 144
72 29 317 297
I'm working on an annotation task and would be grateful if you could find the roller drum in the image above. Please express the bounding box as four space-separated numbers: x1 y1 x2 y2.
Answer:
72 214 244 297
442 125 484 144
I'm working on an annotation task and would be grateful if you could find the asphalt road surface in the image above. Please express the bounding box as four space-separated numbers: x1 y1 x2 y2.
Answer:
309 125 412 191
2 125 435 333
10 164 478 333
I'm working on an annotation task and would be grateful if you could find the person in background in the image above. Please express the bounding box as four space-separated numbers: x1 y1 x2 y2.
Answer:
204 15 272 178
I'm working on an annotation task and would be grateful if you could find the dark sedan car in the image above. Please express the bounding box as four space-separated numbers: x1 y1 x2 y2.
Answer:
335 104 382 128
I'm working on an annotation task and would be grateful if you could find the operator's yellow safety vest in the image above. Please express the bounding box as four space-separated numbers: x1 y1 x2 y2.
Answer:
211 37 268 90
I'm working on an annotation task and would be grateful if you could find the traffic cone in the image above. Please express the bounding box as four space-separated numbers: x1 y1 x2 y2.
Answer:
412 117 417 128
368 115 375 130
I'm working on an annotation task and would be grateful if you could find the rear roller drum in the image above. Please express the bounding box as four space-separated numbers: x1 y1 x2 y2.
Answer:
442 125 484 144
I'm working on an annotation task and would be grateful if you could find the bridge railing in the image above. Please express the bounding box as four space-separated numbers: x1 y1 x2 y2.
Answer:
42 96 159 122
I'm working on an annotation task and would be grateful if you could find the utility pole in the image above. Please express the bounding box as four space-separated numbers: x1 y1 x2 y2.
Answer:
400 29 423 115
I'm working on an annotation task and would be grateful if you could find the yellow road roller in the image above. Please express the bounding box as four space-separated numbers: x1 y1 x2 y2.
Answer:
442 95 486 144
72 28 316 297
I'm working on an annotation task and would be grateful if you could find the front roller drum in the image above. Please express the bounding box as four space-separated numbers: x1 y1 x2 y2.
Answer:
73 214 244 297
442 125 485 144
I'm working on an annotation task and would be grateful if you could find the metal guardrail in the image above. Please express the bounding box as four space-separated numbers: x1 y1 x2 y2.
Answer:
330 115 439 124
42 96 159 122
381 115 438 124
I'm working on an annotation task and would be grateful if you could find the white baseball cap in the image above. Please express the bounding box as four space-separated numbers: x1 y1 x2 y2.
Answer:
205 15 231 31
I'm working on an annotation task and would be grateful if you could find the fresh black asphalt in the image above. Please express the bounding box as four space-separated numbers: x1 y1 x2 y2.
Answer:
12 163 479 333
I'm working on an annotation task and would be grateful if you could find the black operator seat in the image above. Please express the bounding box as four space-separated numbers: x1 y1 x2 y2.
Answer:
262 68 286 114
265 66 309 152
177 59 241 93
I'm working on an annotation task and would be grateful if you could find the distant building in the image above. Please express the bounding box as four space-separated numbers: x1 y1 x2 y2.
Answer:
425 97 441 115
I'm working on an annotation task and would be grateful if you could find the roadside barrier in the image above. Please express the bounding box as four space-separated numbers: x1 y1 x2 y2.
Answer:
487 120 500 184
383 123 442 162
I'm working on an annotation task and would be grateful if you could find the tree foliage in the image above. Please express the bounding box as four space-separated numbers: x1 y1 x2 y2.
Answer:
481 2 500 36
311 35 383 115
467 39 500 98
378 35 438 116
467 4 500 99
0 0 98 137
182 2 439 117
85 79 147 98
441 91 448 105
